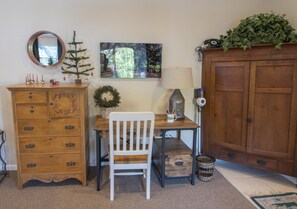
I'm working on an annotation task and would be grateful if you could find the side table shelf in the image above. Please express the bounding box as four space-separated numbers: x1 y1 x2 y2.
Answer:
0 130 8 183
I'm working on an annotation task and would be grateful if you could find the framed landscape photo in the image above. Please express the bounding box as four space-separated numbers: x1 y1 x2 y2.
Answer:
100 42 162 79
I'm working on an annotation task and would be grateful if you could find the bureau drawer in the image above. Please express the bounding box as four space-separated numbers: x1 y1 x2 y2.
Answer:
49 118 81 135
19 136 81 154
15 91 47 104
17 118 81 136
20 154 82 173
18 119 49 136
247 155 277 171
16 104 48 118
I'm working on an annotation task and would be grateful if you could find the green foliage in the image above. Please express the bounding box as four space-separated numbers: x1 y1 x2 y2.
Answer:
61 31 94 79
94 85 121 108
220 12 297 51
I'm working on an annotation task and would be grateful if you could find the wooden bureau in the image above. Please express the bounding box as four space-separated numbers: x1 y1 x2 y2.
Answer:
7 83 89 188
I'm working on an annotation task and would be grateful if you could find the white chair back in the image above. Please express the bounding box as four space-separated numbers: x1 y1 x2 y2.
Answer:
108 112 155 200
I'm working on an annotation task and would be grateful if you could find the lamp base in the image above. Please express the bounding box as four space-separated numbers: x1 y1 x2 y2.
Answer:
169 89 185 119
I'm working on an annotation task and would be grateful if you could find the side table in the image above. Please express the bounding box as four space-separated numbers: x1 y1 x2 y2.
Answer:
0 130 8 183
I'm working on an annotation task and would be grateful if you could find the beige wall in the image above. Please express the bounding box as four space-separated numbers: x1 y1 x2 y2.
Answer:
1 0 297 169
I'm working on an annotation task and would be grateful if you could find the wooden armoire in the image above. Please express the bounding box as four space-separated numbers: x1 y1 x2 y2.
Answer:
201 43 297 176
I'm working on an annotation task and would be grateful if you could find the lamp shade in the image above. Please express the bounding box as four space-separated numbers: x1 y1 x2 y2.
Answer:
162 67 193 89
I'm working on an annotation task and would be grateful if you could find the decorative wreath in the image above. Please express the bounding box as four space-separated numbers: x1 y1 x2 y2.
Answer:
94 85 121 108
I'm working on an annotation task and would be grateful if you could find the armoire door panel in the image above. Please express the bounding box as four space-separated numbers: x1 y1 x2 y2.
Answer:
252 94 291 155
255 63 293 89
213 91 244 147
209 62 249 151
247 60 297 159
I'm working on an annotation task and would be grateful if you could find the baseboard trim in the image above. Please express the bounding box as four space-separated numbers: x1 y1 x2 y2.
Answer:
6 164 17 171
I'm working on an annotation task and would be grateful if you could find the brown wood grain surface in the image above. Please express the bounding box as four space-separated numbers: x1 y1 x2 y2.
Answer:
94 114 198 131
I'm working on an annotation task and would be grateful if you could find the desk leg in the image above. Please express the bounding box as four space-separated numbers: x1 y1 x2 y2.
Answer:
96 131 101 191
191 128 197 185
161 131 166 187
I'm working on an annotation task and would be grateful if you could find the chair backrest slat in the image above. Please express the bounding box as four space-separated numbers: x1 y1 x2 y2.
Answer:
123 121 127 151
142 121 147 150
129 121 134 151
109 112 155 158
136 120 141 151
116 121 120 151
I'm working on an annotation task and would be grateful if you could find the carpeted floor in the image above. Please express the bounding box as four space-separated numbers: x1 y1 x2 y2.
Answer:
0 168 256 209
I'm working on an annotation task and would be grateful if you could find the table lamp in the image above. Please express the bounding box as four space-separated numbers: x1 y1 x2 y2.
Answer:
162 67 193 119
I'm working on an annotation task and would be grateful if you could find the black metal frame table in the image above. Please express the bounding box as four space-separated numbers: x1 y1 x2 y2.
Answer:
0 130 8 183
94 114 198 191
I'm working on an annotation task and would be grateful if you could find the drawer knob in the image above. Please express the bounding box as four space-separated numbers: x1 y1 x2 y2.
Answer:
175 160 184 166
30 109 35 113
27 163 37 168
65 125 75 130
25 144 35 149
247 118 253 123
227 152 236 159
66 143 75 148
256 159 266 166
24 126 34 131
66 161 76 167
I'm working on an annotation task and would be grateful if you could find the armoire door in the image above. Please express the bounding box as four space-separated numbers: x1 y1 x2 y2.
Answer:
247 60 297 159
209 62 250 151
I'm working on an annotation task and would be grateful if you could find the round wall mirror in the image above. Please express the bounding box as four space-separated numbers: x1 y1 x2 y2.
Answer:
27 31 66 68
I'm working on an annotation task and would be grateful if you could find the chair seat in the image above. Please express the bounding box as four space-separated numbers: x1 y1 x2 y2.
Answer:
114 155 148 164
109 144 148 163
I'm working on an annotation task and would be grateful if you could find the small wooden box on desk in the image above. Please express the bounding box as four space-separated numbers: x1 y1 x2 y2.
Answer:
153 137 192 177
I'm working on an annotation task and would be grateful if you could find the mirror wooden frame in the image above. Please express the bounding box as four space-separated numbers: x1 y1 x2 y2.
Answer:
27 31 66 68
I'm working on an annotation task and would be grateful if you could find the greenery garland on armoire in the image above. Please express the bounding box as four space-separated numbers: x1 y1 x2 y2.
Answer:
219 12 297 51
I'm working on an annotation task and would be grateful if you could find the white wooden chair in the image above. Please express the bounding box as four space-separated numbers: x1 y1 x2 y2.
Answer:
108 112 155 201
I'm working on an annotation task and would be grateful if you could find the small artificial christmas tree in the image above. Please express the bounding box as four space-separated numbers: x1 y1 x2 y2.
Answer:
61 31 94 84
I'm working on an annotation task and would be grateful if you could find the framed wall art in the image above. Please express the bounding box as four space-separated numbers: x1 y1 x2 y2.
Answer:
100 42 162 79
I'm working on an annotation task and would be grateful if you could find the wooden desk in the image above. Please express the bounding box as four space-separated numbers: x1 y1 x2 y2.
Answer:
94 114 198 191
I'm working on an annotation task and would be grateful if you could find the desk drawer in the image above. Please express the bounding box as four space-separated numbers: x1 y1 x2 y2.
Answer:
20 154 82 174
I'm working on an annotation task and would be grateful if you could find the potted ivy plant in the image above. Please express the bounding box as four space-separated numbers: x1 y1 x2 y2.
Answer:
94 85 121 119
219 12 297 51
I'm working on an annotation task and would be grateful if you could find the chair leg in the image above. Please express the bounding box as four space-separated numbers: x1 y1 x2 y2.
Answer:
110 168 114 201
146 168 151 199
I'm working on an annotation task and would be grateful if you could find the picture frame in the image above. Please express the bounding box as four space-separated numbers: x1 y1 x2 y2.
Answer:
100 42 162 79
